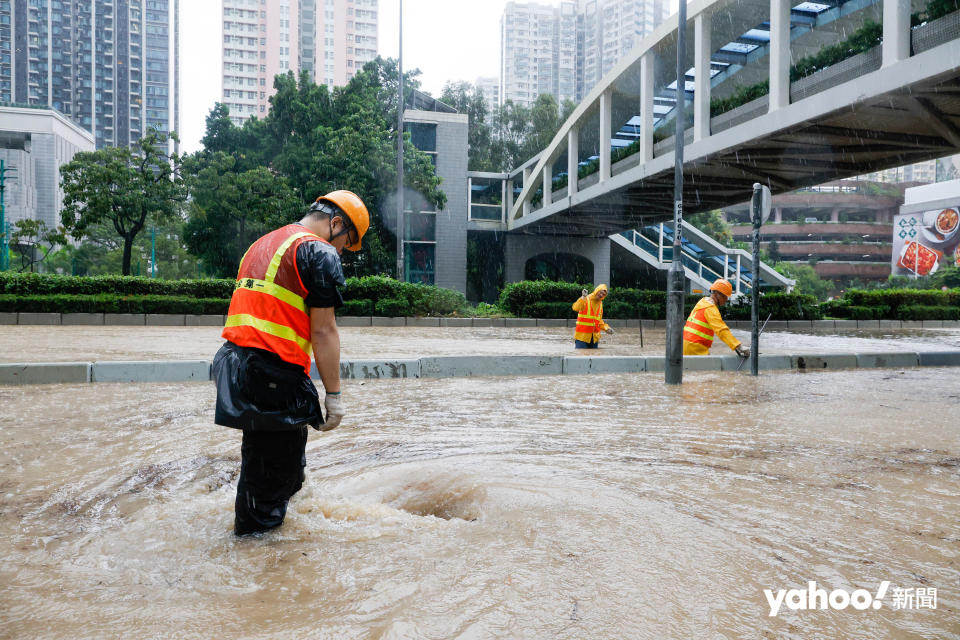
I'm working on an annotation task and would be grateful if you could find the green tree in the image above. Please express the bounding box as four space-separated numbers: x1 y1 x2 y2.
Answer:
688 209 734 246
60 130 187 275
183 152 303 278
9 219 67 272
775 262 832 300
767 238 782 263
189 59 445 279
440 81 495 171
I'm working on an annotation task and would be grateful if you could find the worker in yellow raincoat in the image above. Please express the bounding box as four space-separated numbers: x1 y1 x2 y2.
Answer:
683 279 750 358
572 284 614 349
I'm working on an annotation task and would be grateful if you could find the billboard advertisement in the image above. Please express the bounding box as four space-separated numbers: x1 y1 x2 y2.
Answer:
891 208 960 276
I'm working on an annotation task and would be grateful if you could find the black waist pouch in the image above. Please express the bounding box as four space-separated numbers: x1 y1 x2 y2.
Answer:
214 342 323 431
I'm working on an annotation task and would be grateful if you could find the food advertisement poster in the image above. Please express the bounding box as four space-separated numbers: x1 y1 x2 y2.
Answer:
891 208 960 276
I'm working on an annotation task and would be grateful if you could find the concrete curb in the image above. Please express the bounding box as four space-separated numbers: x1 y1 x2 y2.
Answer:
337 359 421 379
420 355 563 377
5 313 960 332
563 356 646 374
3 351 959 385
91 360 210 383
0 362 91 384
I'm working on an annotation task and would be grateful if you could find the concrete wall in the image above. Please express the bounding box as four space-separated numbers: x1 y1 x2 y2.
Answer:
405 109 469 295
504 234 611 285
0 107 95 229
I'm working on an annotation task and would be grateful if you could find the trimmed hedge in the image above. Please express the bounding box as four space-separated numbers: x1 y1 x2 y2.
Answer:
897 305 960 321
0 294 230 314
0 272 234 298
499 281 819 320
0 272 469 318
341 276 468 317
826 288 960 319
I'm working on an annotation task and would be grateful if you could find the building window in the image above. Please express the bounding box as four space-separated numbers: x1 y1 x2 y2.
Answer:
405 122 436 153
404 242 436 285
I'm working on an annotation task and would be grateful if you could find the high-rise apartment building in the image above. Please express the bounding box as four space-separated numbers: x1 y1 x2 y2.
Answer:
861 160 938 185
222 0 378 126
1 0 180 149
475 76 500 109
500 0 669 109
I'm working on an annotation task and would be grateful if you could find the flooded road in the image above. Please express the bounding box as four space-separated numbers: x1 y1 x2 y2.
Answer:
1 324 959 362
1 368 957 638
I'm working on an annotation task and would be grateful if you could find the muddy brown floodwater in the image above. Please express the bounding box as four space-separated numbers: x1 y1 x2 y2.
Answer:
1 368 958 638
1 325 959 362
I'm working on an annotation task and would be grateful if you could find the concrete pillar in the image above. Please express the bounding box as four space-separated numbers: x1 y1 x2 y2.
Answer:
542 164 552 207
640 54 654 162
693 13 711 142
830 208 840 222
567 127 579 195
599 89 612 182
883 0 911 67
594 238 611 286
774 207 782 223
506 179 514 217
769 0 791 112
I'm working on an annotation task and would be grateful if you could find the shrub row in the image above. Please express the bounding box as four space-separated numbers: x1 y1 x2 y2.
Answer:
498 281 820 320
0 272 235 299
339 276 468 317
896 305 960 321
0 273 469 318
0 294 230 314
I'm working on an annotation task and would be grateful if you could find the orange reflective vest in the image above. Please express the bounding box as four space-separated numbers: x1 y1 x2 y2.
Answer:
222 224 327 375
683 298 716 348
575 297 603 342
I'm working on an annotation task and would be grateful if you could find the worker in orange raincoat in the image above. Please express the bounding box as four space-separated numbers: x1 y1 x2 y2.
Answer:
572 284 614 349
683 279 750 358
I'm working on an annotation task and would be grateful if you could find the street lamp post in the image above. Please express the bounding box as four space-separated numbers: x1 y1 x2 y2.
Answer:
395 0 405 283
665 0 688 385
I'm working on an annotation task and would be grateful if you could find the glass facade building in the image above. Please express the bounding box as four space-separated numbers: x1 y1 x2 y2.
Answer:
2 0 179 149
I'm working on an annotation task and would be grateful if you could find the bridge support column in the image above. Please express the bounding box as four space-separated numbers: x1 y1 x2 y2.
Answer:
543 165 552 207
600 89 612 182
506 179 514 220
568 127 579 195
769 0 791 112
883 0 911 67
640 54 654 162
694 13 711 142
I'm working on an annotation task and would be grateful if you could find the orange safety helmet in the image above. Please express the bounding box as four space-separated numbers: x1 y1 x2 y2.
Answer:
710 279 733 298
315 190 370 252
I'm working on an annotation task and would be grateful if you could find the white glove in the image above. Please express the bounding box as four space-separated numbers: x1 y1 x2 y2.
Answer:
735 345 750 359
320 392 345 431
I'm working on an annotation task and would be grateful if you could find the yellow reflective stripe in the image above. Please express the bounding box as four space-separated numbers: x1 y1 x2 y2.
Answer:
224 313 312 355
264 232 319 283
684 325 714 342
234 278 307 312
688 317 713 331
578 314 600 320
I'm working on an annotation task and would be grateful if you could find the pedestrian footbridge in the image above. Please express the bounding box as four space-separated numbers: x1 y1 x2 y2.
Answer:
506 0 960 237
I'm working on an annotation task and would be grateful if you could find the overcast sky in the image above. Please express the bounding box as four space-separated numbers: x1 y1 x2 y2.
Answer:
180 1 678 153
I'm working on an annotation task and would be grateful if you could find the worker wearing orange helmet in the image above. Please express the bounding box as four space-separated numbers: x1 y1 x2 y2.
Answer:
212 190 370 535
682 278 750 358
